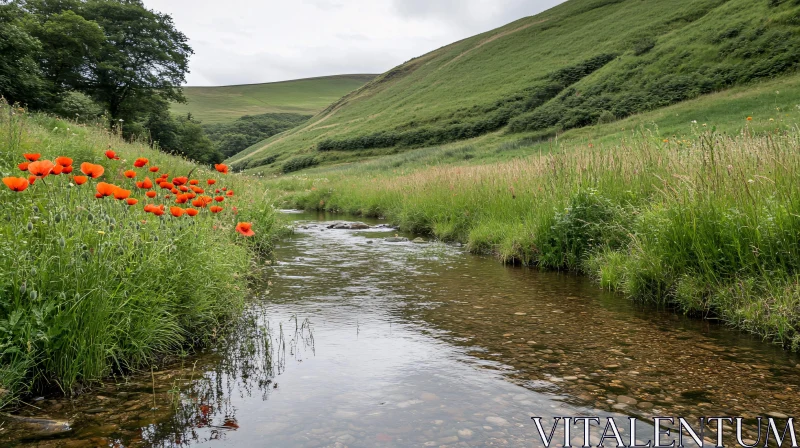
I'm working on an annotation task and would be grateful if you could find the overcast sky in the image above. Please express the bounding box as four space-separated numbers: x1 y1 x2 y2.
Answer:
143 0 566 86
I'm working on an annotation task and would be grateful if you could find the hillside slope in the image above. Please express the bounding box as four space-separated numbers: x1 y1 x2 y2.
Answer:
172 74 376 124
228 0 800 171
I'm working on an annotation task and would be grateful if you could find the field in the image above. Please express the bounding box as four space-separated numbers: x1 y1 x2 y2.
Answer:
171 74 376 124
0 102 281 408
228 0 800 172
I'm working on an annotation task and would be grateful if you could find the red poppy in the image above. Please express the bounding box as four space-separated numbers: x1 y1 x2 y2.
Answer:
215 164 229 174
124 170 136 179
187 192 197 199
80 162 105 179
226 190 234 196
235 222 255 236
152 205 165 216
176 194 189 204
159 182 174 190
215 196 224 202
95 193 103 198
210 205 223 213
55 156 73 167
28 160 55 177
191 198 204 207
126 198 138 206
28 175 36 185
222 187 227 191
73 175 88 185
51 164 64 175
113 187 131 200
146 191 157 198
62 165 73 174
96 182 116 197
190 186 204 194
105 150 119 160
207 179 216 185
186 208 198 217
215 189 220 193
136 177 154 189
2 177 29 192
23 153 41 162
18 162 29 171
179 185 189 192
189 179 199 185
134 157 149 167
170 206 185 217
149 166 159 172
172 176 188 186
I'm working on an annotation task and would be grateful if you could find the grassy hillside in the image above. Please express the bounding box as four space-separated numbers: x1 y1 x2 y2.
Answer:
229 0 800 172
172 74 376 124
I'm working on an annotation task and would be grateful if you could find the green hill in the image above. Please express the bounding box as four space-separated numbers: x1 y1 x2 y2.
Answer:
171 74 376 124
228 0 800 172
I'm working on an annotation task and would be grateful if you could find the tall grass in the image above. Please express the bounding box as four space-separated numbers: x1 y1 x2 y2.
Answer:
276 123 800 348
0 103 279 408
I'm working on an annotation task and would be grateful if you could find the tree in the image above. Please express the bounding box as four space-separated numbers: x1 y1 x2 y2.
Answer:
0 3 44 106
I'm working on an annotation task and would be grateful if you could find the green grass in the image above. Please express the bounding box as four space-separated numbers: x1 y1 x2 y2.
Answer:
171 74 376 124
0 102 281 408
267 120 800 349
229 0 800 171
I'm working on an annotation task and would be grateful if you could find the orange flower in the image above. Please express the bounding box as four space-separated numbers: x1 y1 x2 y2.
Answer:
55 156 73 167
146 191 157 198
3 177 29 192
149 166 159 172
747 116 753 121
187 192 197 199
191 198 204 207
152 205 165 216
133 157 149 167
112 187 131 200
201 195 213 204
179 185 189 192
96 182 116 197
214 164 229 174
28 160 55 177
215 196 224 202
186 208 198 217
190 186 204 194
73 175 88 185
105 150 119 159
23 153 41 162
210 205 223 213
136 177 154 189
95 193 103 198
172 176 188 186
226 190 234 196
18 162 29 171
80 162 105 179
189 179 199 185
51 165 63 175
159 182 174 190
235 222 255 236
126 198 138 206
176 194 190 204
170 206 185 217
62 165 73 174
215 189 220 193
28 175 36 185
124 170 136 179
207 179 216 185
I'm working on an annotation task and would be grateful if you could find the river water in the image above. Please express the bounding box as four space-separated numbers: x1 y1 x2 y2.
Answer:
3 211 800 447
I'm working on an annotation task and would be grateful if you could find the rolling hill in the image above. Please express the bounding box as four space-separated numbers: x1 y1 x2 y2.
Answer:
228 0 800 172
171 74 376 124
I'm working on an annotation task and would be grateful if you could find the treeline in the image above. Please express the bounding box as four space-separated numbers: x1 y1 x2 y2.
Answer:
204 113 310 158
0 0 223 164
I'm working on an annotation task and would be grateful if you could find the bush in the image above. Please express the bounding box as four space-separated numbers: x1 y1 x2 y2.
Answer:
51 91 105 123
282 155 318 173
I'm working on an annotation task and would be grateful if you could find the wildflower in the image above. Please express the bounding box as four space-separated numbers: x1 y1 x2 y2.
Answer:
124 170 136 179
172 176 188 186
226 190 234 196
159 182 174 190
746 116 752 121
3 177 29 192
28 160 55 177
210 205 223 213
176 194 190 204
189 179 199 185
170 188 179 195
146 191 157 198
96 182 116 197
95 193 103 198
215 196 224 202
191 198 205 207
186 208 198 217
62 165 73 174
52 165 64 175
112 187 131 200
190 186 204 193
80 162 105 178
73 175 88 185
663 139 669 143
235 222 255 236
126 198 138 206
133 157 149 167
136 177 153 189
28 175 36 185
18 162 29 171
152 205 165 216
149 166 159 172
170 206 185 217
215 164 229 174
23 153 41 161
56 156 73 167
105 150 119 160
179 185 189 192
207 179 216 185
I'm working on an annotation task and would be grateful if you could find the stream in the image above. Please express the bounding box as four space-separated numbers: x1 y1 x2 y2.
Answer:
3 211 800 447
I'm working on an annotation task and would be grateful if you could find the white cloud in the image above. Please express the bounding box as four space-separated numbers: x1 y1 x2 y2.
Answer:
143 0 566 86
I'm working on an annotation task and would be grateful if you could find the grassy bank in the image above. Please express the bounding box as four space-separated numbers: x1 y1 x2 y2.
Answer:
0 103 280 408
273 121 800 348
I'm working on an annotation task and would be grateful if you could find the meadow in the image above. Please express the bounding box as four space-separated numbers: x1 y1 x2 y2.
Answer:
271 118 800 349
171 75 375 124
0 102 280 409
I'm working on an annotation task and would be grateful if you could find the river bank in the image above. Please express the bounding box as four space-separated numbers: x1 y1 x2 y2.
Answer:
271 126 800 349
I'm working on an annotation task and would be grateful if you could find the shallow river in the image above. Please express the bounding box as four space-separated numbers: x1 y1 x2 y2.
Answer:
4 211 800 447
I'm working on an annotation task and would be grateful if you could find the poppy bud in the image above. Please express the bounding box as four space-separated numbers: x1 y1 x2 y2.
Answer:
87 213 94 222
20 282 26 295
58 237 65 248
31 268 37 276
109 224 115 232
32 205 39 214
153 235 159 241
27 222 33 231
29 290 38 300
55 214 61 223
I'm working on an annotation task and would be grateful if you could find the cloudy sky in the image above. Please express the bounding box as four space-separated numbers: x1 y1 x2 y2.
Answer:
144 0 566 86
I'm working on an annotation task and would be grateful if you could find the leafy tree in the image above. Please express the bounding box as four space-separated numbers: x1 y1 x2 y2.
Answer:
0 3 44 106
